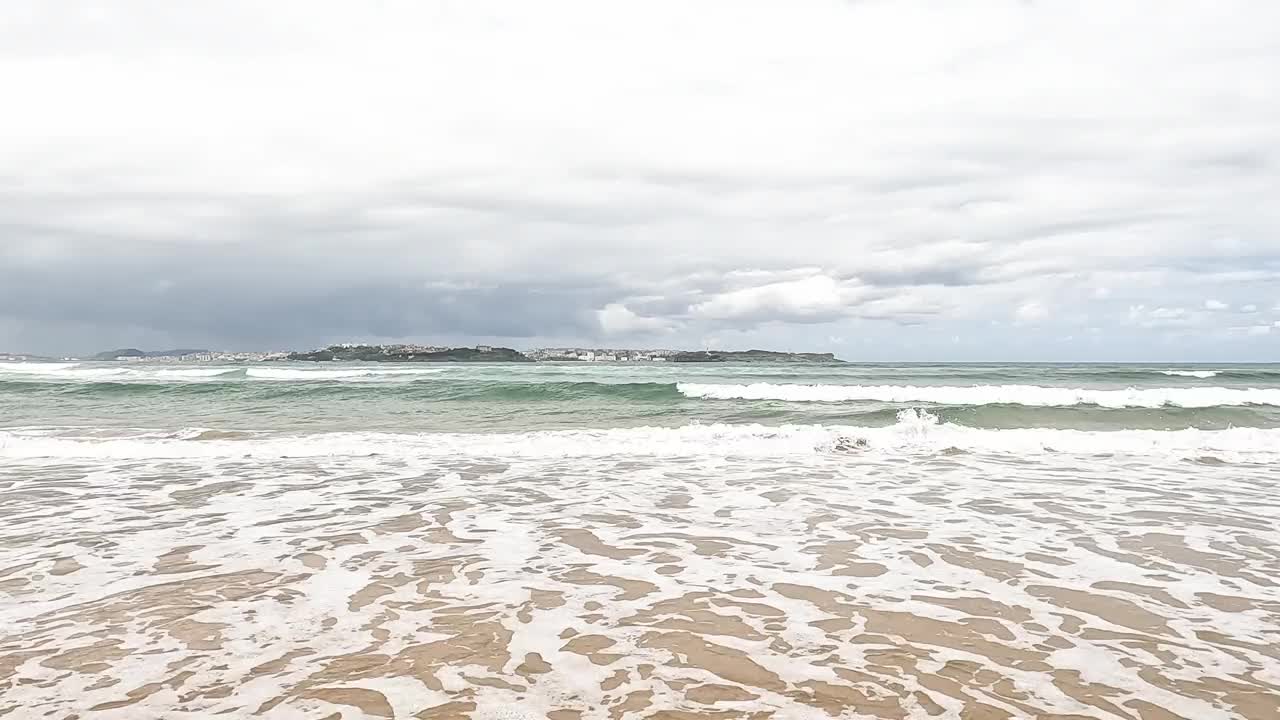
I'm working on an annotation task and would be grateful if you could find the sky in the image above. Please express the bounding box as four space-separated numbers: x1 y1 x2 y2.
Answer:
1 0 1278 361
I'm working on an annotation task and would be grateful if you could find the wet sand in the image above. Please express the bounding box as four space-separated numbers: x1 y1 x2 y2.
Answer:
2 451 1279 718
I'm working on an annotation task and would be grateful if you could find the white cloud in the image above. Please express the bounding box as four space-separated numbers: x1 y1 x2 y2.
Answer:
1014 301 1049 324
1205 299 1229 311
1127 304 1200 330
595 303 674 336
1150 307 1188 320
689 274 864 322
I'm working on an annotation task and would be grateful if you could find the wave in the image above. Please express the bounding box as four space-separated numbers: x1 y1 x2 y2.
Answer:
0 364 237 382
3 411 1279 462
7 375 1280 415
676 382 1280 408
0 362 81 373
0 377 684 402
1066 367 1276 381
244 367 450 380
429 380 682 402
0 363 131 380
153 368 241 379
0 365 451 383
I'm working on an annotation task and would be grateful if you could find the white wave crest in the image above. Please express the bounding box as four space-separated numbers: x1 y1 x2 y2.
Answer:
1160 370 1219 378
0 364 237 382
0 362 82 374
153 368 238 379
1 366 130 380
245 367 449 380
676 382 1280 408
0 364 449 382
3 411 1278 462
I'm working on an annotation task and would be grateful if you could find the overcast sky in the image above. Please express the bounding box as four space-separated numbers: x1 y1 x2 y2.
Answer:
2 0 1278 360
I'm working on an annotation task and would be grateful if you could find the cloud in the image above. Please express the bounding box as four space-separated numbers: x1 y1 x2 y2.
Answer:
1014 301 1049 324
1205 299 1229 311
689 274 863 323
1126 304 1198 330
595 303 675 336
1 0 1279 360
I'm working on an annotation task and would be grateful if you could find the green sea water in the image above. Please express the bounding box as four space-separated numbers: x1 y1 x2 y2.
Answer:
4 360 1280 434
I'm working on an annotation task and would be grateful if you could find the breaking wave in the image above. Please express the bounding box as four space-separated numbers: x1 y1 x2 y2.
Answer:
676 382 1280 408
4 410 1279 462
0 362 81 374
0 364 449 383
244 367 450 380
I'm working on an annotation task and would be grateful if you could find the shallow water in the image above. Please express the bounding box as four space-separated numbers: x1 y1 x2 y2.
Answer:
2 361 1279 718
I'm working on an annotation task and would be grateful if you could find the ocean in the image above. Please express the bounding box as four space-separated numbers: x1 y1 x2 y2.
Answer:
2 360 1279 718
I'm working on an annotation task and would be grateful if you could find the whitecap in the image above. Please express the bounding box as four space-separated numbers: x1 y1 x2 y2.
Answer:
152 368 239 379
4 412 1278 462
245 367 449 380
676 382 1280 408
0 362 82 375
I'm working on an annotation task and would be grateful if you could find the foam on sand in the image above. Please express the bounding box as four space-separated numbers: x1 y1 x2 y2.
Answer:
677 381 1280 407
2 429 1276 718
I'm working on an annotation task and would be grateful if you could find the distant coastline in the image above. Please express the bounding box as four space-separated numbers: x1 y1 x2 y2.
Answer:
288 345 532 363
55 344 843 364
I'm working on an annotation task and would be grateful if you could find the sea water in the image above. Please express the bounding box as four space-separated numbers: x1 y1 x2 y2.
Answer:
2 361 1278 718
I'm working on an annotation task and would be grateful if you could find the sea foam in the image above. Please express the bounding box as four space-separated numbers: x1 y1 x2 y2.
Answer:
676 382 1280 408
245 367 449 380
0 363 449 382
1160 370 1219 378
0 362 81 373
4 411 1278 461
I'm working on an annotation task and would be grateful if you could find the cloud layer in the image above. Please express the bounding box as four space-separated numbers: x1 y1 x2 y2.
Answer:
2 0 1278 359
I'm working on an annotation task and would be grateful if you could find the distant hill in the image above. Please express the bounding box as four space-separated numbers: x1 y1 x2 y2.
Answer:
289 345 532 363
94 348 145 360
93 348 209 360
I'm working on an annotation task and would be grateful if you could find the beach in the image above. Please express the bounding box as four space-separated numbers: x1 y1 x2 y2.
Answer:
3 361 1279 718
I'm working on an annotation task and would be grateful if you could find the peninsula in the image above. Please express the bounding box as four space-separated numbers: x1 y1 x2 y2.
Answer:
288 344 532 363
81 344 843 363
286 346 839 363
